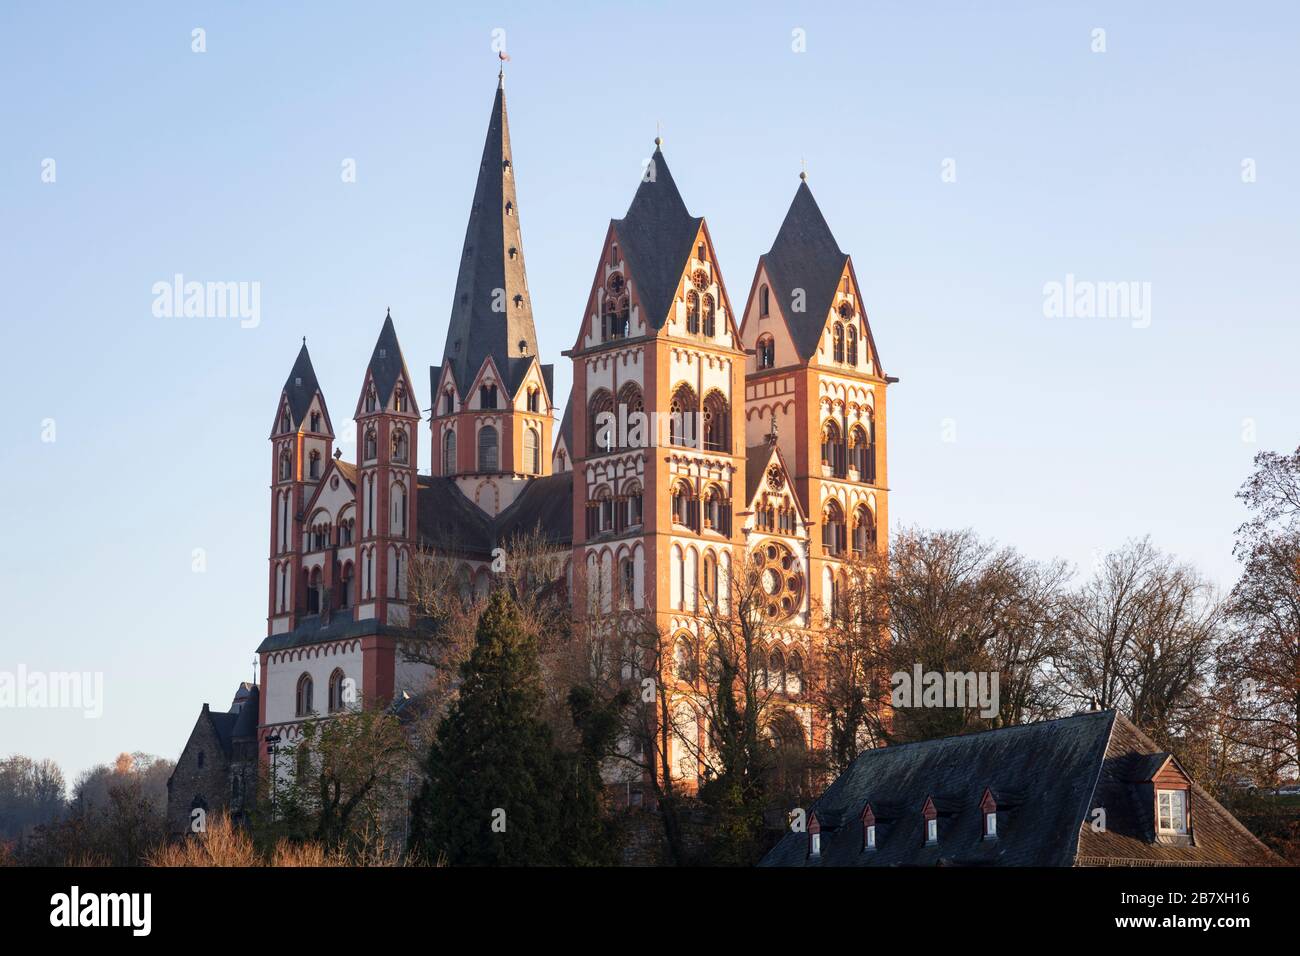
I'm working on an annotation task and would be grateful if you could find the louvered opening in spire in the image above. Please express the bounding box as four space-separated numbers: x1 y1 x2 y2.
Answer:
440 78 539 396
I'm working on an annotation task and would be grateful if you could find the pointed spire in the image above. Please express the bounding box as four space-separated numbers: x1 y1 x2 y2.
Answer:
281 340 321 427
762 179 849 360
440 76 539 397
366 311 412 406
612 141 703 330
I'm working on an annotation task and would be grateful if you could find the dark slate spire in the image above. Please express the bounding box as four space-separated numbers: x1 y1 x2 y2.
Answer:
366 311 412 405
440 76 539 396
612 144 703 330
281 340 321 427
762 179 850 361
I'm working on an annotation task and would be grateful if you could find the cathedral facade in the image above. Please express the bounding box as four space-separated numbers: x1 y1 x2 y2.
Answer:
169 72 892 828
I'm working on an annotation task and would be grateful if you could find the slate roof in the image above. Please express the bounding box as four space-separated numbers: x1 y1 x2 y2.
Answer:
201 684 259 758
414 472 574 558
366 313 413 406
555 389 574 456
612 145 703 331
334 459 357 491
494 472 573 547
760 710 1281 867
277 341 322 432
439 76 541 397
761 181 850 362
745 443 778 505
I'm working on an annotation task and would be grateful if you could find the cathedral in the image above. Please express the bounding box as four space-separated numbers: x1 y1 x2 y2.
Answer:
167 70 892 831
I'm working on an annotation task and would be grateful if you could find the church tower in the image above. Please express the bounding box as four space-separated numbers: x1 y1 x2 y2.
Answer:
354 313 420 626
568 140 747 684
430 72 554 517
268 341 334 635
739 175 892 623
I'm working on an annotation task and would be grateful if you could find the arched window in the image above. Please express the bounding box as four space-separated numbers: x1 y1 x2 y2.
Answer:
759 284 770 317
279 447 292 481
586 485 614 536
702 551 716 602
310 411 321 432
853 505 877 556
821 420 845 477
296 673 314 716
394 386 407 413
849 425 869 479
279 409 291 433
477 425 499 472
862 411 877 482
685 291 700 334
339 562 353 608
670 383 698 447
526 387 539 413
307 567 322 614
769 647 786 693
363 426 377 461
674 635 697 682
308 450 321 479
702 484 727 535
619 555 636 607
757 334 775 370
392 483 407 534
833 323 845 363
523 427 539 474
670 480 694 528
589 389 614 454
702 293 716 337
846 326 858 366
328 668 347 712
442 389 455 415
702 390 729 452
822 500 845 556
442 429 457 474
479 384 498 409
617 382 644 450
392 429 407 463
622 479 644 529
365 388 377 413
788 651 804 695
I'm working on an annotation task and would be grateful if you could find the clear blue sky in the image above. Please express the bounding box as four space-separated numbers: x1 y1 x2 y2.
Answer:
2 2 1297 787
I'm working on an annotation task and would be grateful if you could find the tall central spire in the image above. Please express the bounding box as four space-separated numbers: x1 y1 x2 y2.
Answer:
440 76 539 396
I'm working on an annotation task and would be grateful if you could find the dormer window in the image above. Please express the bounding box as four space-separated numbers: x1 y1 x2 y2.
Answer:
1157 789 1188 835
810 832 821 858
985 811 997 838
926 819 938 844
865 824 877 850
861 803 878 852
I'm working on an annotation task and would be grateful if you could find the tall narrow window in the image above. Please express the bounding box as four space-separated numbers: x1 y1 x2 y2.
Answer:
392 429 407 463
670 384 698 447
759 284 770 317
279 448 292 481
308 450 321 478
822 500 845 556
478 426 499 472
589 389 614 453
702 294 716 337
363 427 377 461
480 384 497 409
328 668 346 712
757 334 775 370
685 291 700 334
846 326 858 366
821 420 845 478
833 323 845 363
296 674 314 716
443 389 454 415
310 411 321 432
442 429 457 474
702 390 729 452
524 427 540 475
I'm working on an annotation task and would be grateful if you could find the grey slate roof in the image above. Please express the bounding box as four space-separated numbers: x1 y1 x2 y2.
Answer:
439 76 541 397
761 710 1117 867
414 472 574 558
494 472 573 547
366 313 412 406
278 341 322 430
761 181 850 361
612 145 703 331
555 389 573 456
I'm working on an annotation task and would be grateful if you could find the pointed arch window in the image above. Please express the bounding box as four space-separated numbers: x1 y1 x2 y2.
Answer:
702 293 716 337
670 384 698 447
478 425 499 473
524 427 540 475
442 429 457 475
394 387 408 413
616 383 643 451
833 323 845 363
822 500 846 556
788 651 804 696
392 429 408 463
442 389 455 415
392 482 407 535
757 334 775 370
853 412 877 482
365 388 377 413
310 411 321 432
846 326 858 366
279 447 293 481
768 647 786 692
702 391 729 452
363 426 378 461
821 420 845 477
759 284 770 317
328 668 347 712
674 635 698 683
296 673 314 716
685 291 700 334
852 505 876 556
280 408 292 433
589 389 614 454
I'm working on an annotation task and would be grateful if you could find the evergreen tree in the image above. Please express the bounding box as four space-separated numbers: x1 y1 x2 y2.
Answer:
409 588 564 865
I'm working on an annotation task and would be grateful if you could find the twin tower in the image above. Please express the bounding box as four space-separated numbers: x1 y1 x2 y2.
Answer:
259 73 892 767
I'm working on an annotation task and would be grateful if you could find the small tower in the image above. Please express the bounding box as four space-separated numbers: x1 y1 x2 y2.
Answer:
354 313 420 625
268 341 334 635
430 73 554 517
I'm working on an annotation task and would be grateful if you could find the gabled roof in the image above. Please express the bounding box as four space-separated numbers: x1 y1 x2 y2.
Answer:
555 389 574 457
761 710 1282 867
494 472 573 548
761 180 849 361
365 312 413 406
612 145 703 331
439 76 541 397
273 341 324 434
743 441 808 524
414 473 575 560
